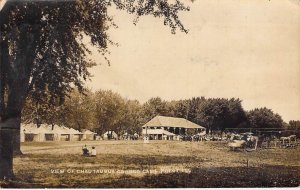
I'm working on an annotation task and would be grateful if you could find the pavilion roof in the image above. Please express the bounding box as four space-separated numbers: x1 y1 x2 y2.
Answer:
144 129 176 136
142 116 205 129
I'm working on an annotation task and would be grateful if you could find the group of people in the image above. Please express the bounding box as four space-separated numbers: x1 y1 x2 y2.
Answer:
82 145 97 157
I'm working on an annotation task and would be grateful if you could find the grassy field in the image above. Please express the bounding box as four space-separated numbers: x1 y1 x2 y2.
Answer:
1 140 300 188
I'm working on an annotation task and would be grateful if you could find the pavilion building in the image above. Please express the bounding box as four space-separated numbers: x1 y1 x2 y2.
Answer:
142 116 205 140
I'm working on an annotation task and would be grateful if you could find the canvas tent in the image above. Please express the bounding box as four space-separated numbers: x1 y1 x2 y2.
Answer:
58 126 82 141
20 124 85 142
103 131 118 140
50 125 66 141
122 132 131 140
69 128 83 141
39 124 56 141
21 124 54 142
81 129 97 141
21 124 40 142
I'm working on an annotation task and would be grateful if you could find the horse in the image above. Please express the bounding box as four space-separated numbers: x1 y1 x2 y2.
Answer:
280 135 297 147
248 135 259 150
240 134 259 150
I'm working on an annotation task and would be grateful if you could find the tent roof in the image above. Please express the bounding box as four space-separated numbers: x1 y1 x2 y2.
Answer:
69 128 82 134
82 129 96 135
21 124 39 134
21 123 82 135
21 124 53 134
59 126 70 134
103 131 118 136
142 116 205 129
39 125 55 134
49 125 63 134
144 129 175 136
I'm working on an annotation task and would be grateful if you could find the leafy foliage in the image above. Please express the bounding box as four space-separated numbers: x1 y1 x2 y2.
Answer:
288 120 300 130
287 120 300 136
141 97 169 123
93 90 126 134
247 108 284 129
22 91 256 135
0 0 190 179
0 0 190 119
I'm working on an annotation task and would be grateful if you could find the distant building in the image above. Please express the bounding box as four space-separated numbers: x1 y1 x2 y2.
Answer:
20 124 83 142
142 116 205 140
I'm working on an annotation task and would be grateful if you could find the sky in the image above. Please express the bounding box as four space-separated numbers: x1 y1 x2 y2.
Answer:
86 0 300 122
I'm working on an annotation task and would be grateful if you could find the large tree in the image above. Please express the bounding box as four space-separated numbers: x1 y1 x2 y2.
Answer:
288 120 300 136
0 0 189 179
141 97 169 123
247 107 284 129
120 99 143 135
61 90 95 131
288 120 300 130
195 98 246 133
22 92 66 127
93 90 126 136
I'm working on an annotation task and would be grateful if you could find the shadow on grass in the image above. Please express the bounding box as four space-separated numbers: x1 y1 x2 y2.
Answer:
16 153 203 166
2 165 300 188
94 165 300 188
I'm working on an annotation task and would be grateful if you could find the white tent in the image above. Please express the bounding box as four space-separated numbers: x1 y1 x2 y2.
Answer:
103 131 118 140
58 126 72 141
69 128 83 141
39 124 56 141
122 132 131 140
49 125 67 141
21 124 49 142
20 123 84 142
21 124 39 142
46 124 70 140
82 129 97 141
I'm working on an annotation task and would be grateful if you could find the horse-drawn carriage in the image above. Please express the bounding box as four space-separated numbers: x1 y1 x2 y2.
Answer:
228 133 258 151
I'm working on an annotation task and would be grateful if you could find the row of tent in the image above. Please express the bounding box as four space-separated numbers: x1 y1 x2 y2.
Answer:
21 124 97 142
21 124 139 142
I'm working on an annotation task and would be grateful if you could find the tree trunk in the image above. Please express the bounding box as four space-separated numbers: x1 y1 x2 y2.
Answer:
0 10 14 179
5 23 40 155
0 2 41 179
13 120 22 155
0 118 20 180
0 128 14 180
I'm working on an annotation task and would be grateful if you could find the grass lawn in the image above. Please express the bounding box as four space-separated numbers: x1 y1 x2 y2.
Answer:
1 140 300 187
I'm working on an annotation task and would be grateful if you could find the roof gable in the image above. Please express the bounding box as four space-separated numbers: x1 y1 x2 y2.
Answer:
142 116 205 129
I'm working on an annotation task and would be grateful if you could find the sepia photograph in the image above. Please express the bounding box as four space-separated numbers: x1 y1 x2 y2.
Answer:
0 0 299 188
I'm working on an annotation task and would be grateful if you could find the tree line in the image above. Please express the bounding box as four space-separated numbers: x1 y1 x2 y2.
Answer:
22 89 298 135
